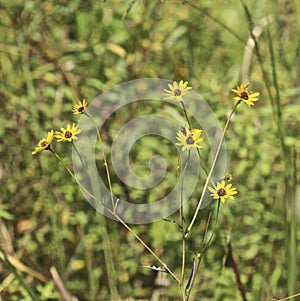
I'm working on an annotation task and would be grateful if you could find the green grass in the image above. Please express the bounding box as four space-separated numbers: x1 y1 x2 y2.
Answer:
0 0 299 300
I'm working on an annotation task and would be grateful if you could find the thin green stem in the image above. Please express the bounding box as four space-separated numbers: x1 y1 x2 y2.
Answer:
179 151 191 299
202 207 214 250
242 2 297 293
184 0 244 43
113 212 180 284
204 199 221 248
181 102 192 130
181 102 208 176
84 112 180 284
85 112 115 210
272 292 300 301
96 214 119 300
196 148 209 177
50 148 76 180
71 141 85 166
50 148 101 203
185 101 240 237
241 1 275 113
186 204 214 300
186 200 221 300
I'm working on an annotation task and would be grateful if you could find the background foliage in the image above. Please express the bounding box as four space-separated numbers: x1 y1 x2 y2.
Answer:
0 0 299 300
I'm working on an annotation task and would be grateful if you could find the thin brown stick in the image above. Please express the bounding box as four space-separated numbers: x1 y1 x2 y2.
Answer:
226 239 248 301
50 266 72 301
0 251 48 283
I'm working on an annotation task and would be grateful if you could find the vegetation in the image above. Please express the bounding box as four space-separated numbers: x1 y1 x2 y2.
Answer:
0 0 299 300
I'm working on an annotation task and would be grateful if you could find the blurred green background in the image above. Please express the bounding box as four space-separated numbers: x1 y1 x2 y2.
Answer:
0 0 299 300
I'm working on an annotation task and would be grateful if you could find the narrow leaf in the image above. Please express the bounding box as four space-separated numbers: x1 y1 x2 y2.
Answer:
185 259 197 293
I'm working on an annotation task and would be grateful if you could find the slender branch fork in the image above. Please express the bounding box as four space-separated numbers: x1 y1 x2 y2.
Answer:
52 99 240 299
177 100 238 298
185 101 240 237
52 113 181 285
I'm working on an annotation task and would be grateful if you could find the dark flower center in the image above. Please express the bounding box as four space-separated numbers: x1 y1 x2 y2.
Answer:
41 140 48 147
186 135 194 145
240 91 249 100
180 127 187 136
217 188 226 196
78 106 84 112
174 89 182 96
65 131 73 139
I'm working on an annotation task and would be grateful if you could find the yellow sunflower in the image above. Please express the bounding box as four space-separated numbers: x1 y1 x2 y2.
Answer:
32 130 54 155
72 99 87 115
164 80 192 102
55 123 81 142
208 181 237 203
232 83 260 107
176 126 203 151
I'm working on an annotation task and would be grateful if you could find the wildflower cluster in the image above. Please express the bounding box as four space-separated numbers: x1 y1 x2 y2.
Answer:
31 79 260 299
164 81 205 152
32 99 87 155
164 80 259 204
